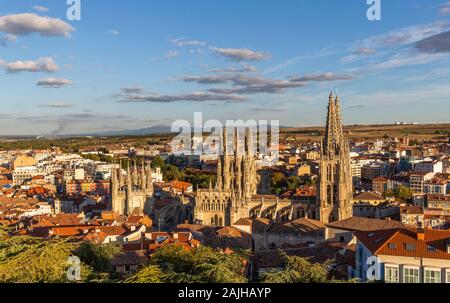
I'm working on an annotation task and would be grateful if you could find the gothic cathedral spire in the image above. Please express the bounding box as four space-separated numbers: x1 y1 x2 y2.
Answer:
317 92 353 223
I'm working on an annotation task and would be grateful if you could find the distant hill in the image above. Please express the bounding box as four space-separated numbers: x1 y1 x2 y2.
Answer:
92 125 174 136
91 123 292 137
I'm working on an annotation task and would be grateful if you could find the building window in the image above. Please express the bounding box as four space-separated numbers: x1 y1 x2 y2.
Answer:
403 267 420 283
446 270 450 283
424 268 441 283
404 243 416 251
385 265 399 283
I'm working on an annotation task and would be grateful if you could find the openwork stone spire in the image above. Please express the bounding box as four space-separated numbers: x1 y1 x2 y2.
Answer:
318 92 353 224
324 91 346 157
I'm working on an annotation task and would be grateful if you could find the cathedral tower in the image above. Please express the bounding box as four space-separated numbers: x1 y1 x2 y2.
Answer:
317 92 353 223
194 127 258 226
110 160 154 215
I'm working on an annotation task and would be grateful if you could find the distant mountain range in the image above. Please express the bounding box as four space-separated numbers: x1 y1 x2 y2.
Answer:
93 125 174 136
2 124 295 139
90 124 291 137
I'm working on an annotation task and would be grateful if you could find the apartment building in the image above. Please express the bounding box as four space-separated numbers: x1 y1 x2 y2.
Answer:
410 172 435 194
355 228 450 283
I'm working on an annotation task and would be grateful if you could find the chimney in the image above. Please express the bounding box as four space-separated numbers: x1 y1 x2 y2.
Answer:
140 232 145 251
417 228 425 241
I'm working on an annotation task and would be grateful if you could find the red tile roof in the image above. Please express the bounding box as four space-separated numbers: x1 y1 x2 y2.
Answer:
356 228 450 260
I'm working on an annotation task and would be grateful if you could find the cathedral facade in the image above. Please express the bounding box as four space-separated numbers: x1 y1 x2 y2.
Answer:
110 161 154 215
317 93 353 223
193 127 318 226
194 128 259 226
193 92 353 226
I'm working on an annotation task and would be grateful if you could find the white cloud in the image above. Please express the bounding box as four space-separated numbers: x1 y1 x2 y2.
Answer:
170 38 206 47
108 30 119 35
370 51 449 71
1 57 59 73
290 72 354 82
439 2 450 15
36 77 73 88
33 5 49 12
152 50 181 61
38 102 74 108
0 13 74 37
211 47 270 61
208 63 258 73
0 33 16 46
415 30 450 53
263 48 338 74
117 87 245 103
341 48 377 63
362 22 450 48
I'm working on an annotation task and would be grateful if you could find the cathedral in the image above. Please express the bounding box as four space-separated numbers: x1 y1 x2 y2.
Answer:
110 160 154 215
110 92 353 225
194 128 259 226
193 91 353 226
317 92 353 223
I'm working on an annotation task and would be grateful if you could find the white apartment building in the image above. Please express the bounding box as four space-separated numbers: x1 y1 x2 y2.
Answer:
12 166 41 186
355 228 450 283
414 160 443 174
410 172 435 194
361 161 388 180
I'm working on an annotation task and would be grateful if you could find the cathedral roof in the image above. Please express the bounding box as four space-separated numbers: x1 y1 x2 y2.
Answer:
326 217 404 232
354 191 385 201
233 218 253 226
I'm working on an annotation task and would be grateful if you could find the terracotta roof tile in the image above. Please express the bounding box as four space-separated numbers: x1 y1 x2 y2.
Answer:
356 228 450 260
326 217 404 232
354 191 384 201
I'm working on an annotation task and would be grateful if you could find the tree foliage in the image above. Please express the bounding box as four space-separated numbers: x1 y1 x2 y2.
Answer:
385 186 413 201
75 241 122 273
126 244 247 283
124 265 165 283
0 235 125 283
261 254 332 283
0 236 92 283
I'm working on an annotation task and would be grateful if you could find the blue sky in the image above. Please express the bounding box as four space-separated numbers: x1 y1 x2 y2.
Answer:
0 0 450 135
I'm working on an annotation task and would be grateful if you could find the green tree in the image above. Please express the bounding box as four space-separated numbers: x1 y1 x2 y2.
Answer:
0 236 93 283
394 186 413 201
75 242 122 273
261 254 332 283
286 176 300 191
129 244 248 283
152 156 165 169
186 173 216 189
271 172 287 195
124 265 165 283
163 164 185 181
0 226 10 240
